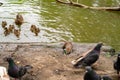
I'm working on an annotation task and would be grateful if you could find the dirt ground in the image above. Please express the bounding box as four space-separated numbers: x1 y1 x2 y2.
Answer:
0 42 118 80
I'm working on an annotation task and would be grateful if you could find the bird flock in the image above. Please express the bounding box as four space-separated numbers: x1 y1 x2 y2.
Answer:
1 42 120 80
1 13 40 38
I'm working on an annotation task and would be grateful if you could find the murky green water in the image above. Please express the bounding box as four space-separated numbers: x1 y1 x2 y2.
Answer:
0 0 120 50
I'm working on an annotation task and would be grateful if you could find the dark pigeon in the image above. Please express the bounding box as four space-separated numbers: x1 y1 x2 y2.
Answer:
4 57 32 80
84 66 101 80
102 75 112 80
114 53 120 77
72 42 103 68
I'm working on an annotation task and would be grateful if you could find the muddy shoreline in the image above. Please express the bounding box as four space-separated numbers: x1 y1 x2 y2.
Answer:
0 42 117 80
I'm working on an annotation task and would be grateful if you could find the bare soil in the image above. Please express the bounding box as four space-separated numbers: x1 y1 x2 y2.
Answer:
0 42 117 80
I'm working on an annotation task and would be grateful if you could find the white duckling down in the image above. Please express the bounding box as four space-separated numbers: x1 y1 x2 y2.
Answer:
0 66 10 80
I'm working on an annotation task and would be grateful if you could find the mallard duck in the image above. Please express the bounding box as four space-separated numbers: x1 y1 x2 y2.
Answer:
14 29 20 38
2 21 7 29
4 27 10 36
72 42 103 68
62 41 73 55
4 57 32 80
8 25 15 33
15 13 24 26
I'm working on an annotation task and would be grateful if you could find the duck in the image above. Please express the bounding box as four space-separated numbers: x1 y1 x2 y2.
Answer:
4 27 10 36
72 42 103 68
34 27 40 36
62 41 73 55
8 25 15 33
4 57 32 80
15 13 24 26
2 21 7 29
30 25 36 33
14 29 20 38
30 25 40 36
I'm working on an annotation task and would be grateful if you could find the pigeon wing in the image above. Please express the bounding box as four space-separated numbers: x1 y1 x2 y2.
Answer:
19 67 27 78
82 53 99 66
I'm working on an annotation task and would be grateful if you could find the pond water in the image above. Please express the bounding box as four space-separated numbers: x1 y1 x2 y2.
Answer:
0 0 120 50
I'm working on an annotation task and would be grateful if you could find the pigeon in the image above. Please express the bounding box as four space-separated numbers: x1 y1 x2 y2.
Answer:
4 57 32 80
84 66 101 80
15 13 24 26
102 75 112 80
62 41 73 55
114 53 120 77
72 42 103 68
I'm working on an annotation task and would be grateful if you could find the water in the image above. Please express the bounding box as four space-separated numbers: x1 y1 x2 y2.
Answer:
0 0 120 50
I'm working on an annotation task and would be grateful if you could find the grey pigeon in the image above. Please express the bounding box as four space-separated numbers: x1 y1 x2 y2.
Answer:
73 42 103 68
84 66 101 80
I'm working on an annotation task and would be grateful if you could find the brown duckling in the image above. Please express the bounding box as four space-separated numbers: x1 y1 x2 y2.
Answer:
34 27 40 36
8 25 15 33
14 29 20 38
30 25 36 33
15 13 24 26
30 25 40 36
2 21 7 29
62 41 73 55
4 27 10 36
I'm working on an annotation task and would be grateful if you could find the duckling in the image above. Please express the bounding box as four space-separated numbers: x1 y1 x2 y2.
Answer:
62 41 73 55
30 25 36 33
2 21 7 29
4 27 10 36
8 25 15 33
14 29 20 38
15 13 24 26
34 27 40 36
30 25 40 36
